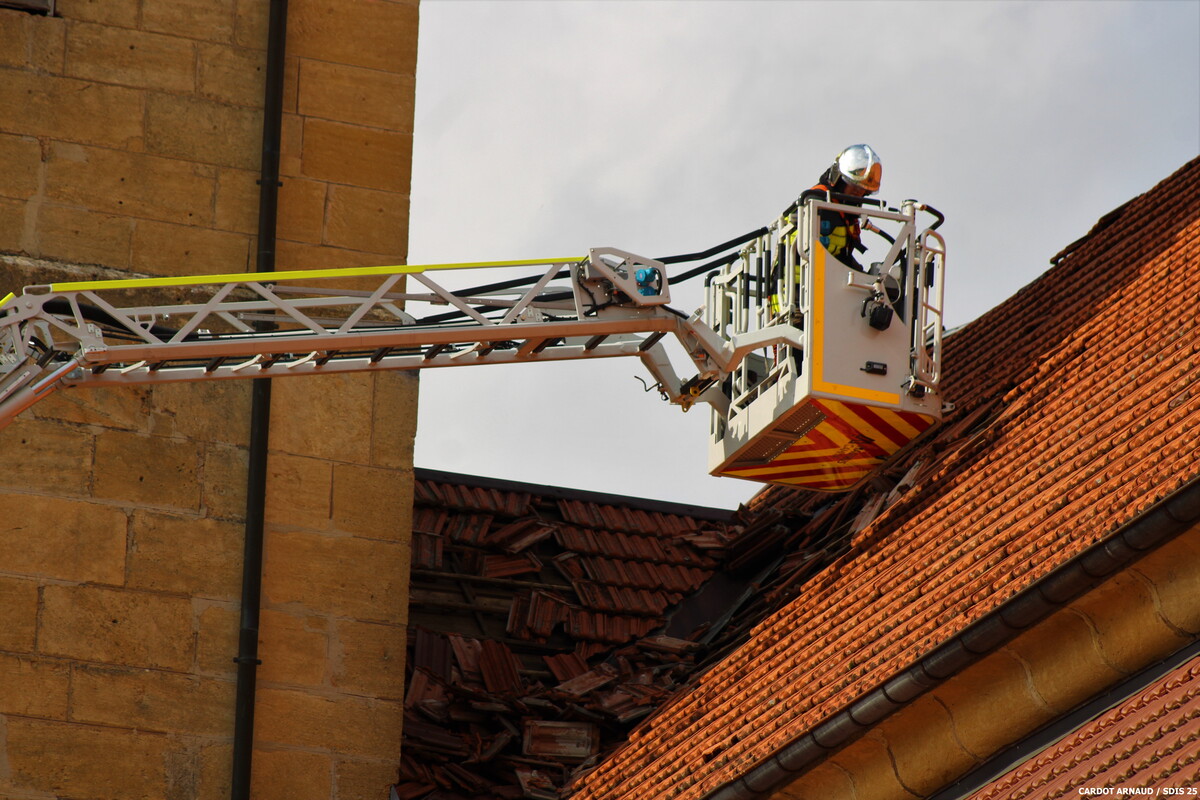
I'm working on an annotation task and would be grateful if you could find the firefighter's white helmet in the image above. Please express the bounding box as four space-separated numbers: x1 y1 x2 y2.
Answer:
835 144 882 195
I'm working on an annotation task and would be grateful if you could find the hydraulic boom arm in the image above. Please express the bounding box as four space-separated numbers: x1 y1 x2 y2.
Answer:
1 196 945 491
0 247 801 431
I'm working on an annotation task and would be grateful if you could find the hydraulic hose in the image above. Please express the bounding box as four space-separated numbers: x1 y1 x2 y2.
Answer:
440 225 768 303
656 226 769 266
413 226 768 326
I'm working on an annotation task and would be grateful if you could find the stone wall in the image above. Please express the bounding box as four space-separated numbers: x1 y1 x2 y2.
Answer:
0 1 418 798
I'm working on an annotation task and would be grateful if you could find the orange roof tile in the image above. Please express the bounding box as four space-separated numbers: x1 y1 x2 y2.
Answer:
569 157 1200 800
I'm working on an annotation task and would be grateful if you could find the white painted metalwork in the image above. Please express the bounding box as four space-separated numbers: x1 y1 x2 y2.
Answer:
0 198 945 492
0 250 800 430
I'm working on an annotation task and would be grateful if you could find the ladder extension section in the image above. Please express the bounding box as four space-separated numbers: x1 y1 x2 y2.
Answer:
0 249 803 430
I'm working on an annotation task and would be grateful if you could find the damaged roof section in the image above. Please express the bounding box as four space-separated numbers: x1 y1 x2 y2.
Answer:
568 157 1200 800
400 470 744 799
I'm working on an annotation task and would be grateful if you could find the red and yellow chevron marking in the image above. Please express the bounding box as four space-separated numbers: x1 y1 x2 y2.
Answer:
718 398 937 492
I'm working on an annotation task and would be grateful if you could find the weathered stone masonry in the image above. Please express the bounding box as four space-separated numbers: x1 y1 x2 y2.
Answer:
0 2 419 798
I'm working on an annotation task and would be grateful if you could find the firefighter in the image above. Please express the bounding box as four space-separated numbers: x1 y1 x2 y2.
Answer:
799 143 882 269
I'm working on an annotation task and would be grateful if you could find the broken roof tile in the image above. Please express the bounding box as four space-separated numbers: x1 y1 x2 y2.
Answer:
543 651 589 683
482 552 543 579
403 469 735 799
412 627 453 680
523 720 601 763
478 639 524 696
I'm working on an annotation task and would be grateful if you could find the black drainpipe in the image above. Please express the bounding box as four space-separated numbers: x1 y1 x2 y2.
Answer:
231 0 288 797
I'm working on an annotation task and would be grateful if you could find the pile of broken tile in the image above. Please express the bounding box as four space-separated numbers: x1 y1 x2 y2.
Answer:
397 472 874 799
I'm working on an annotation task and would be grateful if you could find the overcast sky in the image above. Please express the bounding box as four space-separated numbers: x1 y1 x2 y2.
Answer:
406 0 1200 510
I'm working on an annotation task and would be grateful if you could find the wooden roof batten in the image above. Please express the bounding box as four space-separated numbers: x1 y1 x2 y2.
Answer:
702 475 1200 800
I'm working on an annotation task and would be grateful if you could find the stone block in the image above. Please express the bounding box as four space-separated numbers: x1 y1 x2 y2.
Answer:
128 510 244 599
298 58 415 132
335 758 402 800
262 530 407 624
331 618 406 699
331 463 413 540
143 0 236 43
36 202 134 268
300 118 412 195
0 415 93 496
282 53 300 113
29 11 66 72
0 196 25 252
264 452 333 530
195 601 239 676
197 742 234 800
200 442 250 521
54 0 139 26
254 686 403 760
0 72 144 150
150 380 253 444
146 93 263 171
92 430 202 510
0 576 38 653
70 664 235 735
277 177 327 244
1005 607 1124 713
198 42 267 107
214 167 260 235
250 749 333 800
4 717 174 799
38 584 195 672
1132 523 1200 634
771 761 856 800
0 10 26 69
324 184 409 257
0 133 41 201
370 371 419 470
0 653 70 719
827 732 920 800
290 0 418 75
280 111 304 177
931 648 1055 760
258 608 329 688
1079 569 1189 674
233 0 268 50
268 372 374 463
876 693 973 796
273 239 399 275
131 218 252 276
65 21 196 92
0 494 126 584
34 384 152 431
46 142 217 226
0 10 65 72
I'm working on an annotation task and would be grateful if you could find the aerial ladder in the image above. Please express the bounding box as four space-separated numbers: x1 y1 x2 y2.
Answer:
0 195 945 492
